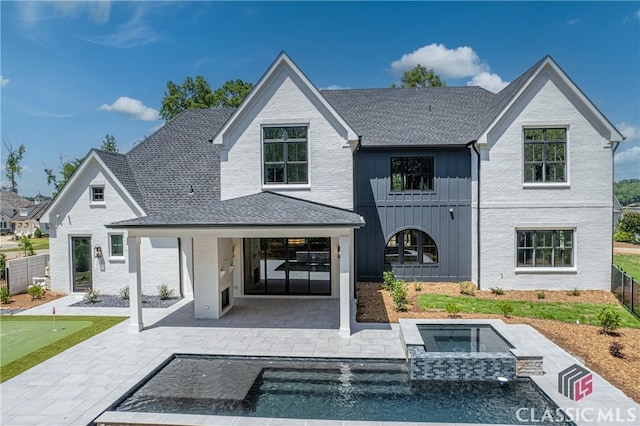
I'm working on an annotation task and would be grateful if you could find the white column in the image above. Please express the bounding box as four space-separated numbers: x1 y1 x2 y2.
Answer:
338 235 351 337
180 237 194 297
193 237 219 319
127 236 143 333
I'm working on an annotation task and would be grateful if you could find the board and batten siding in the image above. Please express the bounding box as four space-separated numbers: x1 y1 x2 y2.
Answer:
219 66 353 210
355 148 471 282
476 68 613 290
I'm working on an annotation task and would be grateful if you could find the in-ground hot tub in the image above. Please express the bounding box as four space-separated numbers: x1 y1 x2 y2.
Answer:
400 319 521 381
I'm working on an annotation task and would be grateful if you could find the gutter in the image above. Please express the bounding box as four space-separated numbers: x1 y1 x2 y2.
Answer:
468 140 481 290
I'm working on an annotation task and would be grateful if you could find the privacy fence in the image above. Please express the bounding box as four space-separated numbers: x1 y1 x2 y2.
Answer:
5 254 50 295
612 264 640 319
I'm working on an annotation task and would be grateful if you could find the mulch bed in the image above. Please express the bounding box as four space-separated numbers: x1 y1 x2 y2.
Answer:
356 282 640 403
70 294 181 308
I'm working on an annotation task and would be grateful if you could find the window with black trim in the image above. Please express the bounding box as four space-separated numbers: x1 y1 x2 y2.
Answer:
91 186 105 202
523 128 566 183
384 229 438 264
109 234 124 258
391 157 434 191
517 229 573 267
263 126 308 184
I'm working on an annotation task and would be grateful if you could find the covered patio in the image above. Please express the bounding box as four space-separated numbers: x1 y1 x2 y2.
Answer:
109 191 364 336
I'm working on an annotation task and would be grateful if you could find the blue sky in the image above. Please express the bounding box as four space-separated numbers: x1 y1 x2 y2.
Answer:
1 1 639 197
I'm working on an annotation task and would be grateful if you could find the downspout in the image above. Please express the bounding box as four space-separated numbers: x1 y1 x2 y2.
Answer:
611 140 621 268
470 141 481 290
353 135 362 299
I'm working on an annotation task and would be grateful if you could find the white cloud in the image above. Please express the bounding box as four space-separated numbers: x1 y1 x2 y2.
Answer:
615 145 640 164
319 84 351 90
100 97 160 121
466 72 508 93
617 122 640 141
391 43 509 93
17 1 111 29
567 18 580 26
86 7 158 48
0 76 9 87
636 9 640 20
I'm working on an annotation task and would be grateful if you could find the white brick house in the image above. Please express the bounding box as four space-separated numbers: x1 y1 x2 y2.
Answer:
41 53 622 333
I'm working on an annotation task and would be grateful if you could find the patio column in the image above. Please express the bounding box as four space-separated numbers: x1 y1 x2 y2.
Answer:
180 237 194 297
127 236 143 333
339 236 351 337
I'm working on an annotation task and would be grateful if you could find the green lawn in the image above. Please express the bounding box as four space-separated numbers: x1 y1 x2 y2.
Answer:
614 253 640 281
416 294 640 329
0 316 126 382
0 237 50 253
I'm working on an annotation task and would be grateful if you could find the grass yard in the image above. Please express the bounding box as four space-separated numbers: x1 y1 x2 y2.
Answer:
0 315 126 382
614 253 640 281
0 237 50 253
416 294 640 328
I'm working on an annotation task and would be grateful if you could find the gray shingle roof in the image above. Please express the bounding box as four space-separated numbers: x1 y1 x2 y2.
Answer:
109 191 364 228
0 191 33 212
93 150 146 211
321 86 496 147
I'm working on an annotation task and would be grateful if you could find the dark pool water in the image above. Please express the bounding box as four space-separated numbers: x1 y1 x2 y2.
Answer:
114 355 572 425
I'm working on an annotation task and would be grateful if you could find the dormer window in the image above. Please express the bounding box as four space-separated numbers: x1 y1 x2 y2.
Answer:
263 126 308 185
91 186 105 203
19 209 28 217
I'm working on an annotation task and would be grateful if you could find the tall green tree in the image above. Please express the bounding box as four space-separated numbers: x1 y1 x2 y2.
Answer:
3 142 26 193
393 64 446 88
100 134 119 153
44 155 83 197
614 179 640 206
160 76 253 120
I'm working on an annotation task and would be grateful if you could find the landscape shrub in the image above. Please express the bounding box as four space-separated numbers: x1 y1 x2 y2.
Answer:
119 286 129 300
609 341 625 358
158 283 175 300
27 284 44 300
568 288 581 297
596 306 621 334
445 301 462 317
18 236 35 257
614 212 640 243
490 287 504 296
34 228 42 238
496 301 514 318
459 281 476 296
391 280 408 311
84 289 100 303
0 286 11 304
536 291 546 300
382 270 396 291
413 280 422 292
0 253 6 279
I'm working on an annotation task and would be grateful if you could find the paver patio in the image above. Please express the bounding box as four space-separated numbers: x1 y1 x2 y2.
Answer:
1 295 638 426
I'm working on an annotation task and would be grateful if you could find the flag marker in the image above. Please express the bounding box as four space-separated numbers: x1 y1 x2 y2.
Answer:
52 306 57 331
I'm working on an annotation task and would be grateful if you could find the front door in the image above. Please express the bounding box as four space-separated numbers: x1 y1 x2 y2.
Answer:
72 236 92 292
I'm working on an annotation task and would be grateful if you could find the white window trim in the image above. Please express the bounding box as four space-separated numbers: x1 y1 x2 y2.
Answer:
90 185 106 207
260 123 311 190
521 125 570 187
108 233 125 262
513 227 577 273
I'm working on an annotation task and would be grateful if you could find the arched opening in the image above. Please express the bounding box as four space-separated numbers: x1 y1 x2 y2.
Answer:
384 229 438 265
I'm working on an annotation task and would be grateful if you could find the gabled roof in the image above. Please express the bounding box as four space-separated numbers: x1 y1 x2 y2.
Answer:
474 55 624 143
322 86 495 147
211 52 359 146
0 191 33 212
108 191 364 228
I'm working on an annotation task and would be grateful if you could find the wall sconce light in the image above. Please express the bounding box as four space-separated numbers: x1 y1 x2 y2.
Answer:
94 246 103 258
337 245 341 259
449 208 454 220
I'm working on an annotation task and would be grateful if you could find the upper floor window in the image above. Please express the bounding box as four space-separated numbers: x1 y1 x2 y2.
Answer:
517 229 573 268
91 186 105 202
385 229 438 264
391 157 434 192
263 126 308 185
523 128 566 183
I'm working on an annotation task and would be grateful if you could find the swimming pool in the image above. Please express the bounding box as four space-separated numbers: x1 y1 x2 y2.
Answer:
111 354 571 425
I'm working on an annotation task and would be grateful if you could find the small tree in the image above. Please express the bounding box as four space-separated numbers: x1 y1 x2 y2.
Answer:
614 212 640 243
100 134 119 153
18 236 35 256
392 64 446 88
596 307 621 334
4 142 26 193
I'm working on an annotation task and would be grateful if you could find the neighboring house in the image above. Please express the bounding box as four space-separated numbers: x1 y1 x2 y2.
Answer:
613 195 623 233
41 53 622 333
0 191 33 234
11 201 51 237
